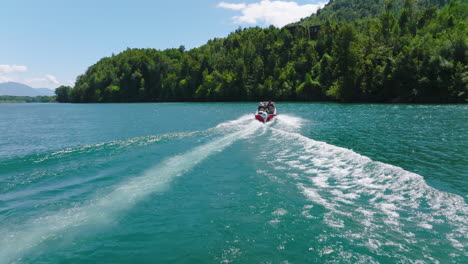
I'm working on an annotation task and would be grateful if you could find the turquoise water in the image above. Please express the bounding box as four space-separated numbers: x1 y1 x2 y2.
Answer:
0 103 466 264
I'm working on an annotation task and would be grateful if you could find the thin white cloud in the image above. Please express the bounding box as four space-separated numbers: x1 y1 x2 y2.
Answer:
218 0 328 27
46 74 59 85
0 63 63 89
0 76 14 83
24 74 60 89
0 64 28 73
218 2 247 10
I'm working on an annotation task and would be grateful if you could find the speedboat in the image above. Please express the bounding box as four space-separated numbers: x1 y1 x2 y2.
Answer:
255 101 277 123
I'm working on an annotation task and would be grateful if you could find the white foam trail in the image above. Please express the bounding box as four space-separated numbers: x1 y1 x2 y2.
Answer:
25 115 254 165
264 127 467 260
1 131 201 196
31 131 198 164
214 114 253 131
272 114 305 132
0 117 261 263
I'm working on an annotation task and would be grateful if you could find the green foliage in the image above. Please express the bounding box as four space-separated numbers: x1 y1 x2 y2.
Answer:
55 85 72 102
297 73 322 101
0 95 56 103
68 0 467 103
297 0 454 25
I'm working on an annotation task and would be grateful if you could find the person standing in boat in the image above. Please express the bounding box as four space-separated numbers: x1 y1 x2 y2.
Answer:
267 101 274 114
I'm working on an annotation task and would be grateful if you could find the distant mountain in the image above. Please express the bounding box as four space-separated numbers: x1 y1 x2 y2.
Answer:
0 82 55 96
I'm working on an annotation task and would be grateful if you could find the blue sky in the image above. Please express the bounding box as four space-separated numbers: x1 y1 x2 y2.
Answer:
1 0 327 89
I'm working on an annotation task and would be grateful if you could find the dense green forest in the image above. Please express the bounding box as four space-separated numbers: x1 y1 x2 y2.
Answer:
297 0 452 24
0 95 55 103
59 0 467 103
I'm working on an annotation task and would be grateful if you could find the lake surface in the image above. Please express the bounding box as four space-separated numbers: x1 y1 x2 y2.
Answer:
0 103 467 263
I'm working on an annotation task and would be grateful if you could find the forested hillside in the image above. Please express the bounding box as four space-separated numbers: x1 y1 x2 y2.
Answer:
60 0 467 103
297 0 452 24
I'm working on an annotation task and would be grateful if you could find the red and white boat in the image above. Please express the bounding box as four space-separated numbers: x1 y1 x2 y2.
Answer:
254 101 277 123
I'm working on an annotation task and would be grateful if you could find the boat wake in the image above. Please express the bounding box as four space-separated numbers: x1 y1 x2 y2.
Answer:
1 113 466 263
0 116 261 263
261 115 467 263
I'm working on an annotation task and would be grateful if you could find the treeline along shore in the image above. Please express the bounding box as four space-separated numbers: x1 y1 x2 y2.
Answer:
56 0 467 103
0 95 55 103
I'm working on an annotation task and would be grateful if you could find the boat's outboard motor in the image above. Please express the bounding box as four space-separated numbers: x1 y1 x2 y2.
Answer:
261 111 268 123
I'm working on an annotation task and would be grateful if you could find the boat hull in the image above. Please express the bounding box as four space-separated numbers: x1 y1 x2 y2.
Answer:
255 114 276 123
